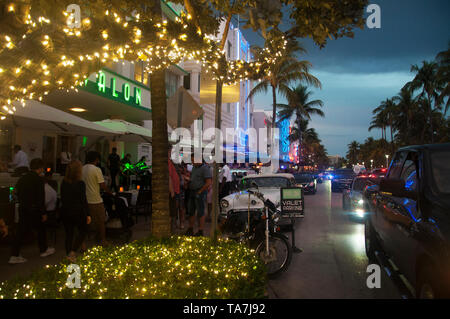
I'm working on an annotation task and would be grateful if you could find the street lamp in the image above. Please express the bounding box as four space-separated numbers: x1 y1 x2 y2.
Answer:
370 159 373 169
385 154 389 168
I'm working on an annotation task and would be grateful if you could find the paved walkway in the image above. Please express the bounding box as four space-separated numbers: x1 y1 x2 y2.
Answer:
0 216 213 283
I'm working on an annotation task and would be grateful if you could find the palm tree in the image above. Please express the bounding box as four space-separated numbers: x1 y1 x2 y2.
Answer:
392 87 417 145
346 141 360 165
368 114 387 142
277 85 324 164
405 61 442 143
248 32 321 156
436 45 450 115
370 98 396 152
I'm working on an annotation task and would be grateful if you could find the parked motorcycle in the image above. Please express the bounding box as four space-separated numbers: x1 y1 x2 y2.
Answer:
221 187 293 278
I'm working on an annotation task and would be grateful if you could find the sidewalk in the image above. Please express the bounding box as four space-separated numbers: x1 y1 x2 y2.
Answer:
0 216 213 283
0 217 277 298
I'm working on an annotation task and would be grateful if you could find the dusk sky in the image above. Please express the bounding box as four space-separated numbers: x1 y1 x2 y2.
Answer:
240 0 450 157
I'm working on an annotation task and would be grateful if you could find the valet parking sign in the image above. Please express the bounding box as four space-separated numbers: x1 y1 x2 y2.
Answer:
280 188 304 218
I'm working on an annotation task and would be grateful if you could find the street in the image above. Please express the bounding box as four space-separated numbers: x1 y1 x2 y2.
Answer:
268 180 401 299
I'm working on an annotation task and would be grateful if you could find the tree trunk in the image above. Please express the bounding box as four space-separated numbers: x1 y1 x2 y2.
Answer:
271 84 277 160
149 1 170 239
211 80 223 242
427 92 434 143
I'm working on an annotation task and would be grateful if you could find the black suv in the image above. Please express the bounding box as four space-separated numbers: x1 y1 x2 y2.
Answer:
364 143 450 298
331 169 356 192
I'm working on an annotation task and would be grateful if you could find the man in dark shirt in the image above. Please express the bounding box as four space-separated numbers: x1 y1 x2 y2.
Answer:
9 158 55 264
107 147 121 192
185 155 212 237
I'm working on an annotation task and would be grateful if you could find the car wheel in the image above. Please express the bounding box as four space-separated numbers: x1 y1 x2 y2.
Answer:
364 218 379 263
417 265 443 299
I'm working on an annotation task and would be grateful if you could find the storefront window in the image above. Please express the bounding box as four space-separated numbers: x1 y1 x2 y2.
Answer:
0 124 13 171
134 61 143 83
165 71 179 98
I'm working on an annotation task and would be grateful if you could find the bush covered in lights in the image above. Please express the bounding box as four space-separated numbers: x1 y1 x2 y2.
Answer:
0 236 266 299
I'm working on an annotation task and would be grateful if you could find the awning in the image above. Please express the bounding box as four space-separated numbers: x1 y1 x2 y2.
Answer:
9 100 117 136
199 72 240 104
167 87 204 129
95 119 152 143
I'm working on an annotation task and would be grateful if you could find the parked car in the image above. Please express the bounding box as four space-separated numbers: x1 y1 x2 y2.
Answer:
331 169 356 192
315 172 324 184
364 143 450 298
294 173 317 194
342 176 375 220
368 167 388 181
219 173 298 220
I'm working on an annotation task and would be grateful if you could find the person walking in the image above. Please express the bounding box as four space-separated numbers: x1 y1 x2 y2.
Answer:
168 147 180 233
61 160 91 262
60 148 72 176
82 151 111 246
9 158 55 264
177 163 188 230
9 145 29 177
107 147 121 192
185 154 212 237
219 163 232 199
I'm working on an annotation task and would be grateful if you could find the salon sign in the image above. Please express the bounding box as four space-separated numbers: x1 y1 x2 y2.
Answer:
81 69 151 111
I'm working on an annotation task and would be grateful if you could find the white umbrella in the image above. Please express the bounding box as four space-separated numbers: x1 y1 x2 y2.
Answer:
9 100 117 136
95 119 152 143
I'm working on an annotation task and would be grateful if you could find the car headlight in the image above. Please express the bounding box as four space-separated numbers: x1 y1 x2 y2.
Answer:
220 199 229 209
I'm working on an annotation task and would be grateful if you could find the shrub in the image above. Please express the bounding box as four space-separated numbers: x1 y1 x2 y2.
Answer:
0 236 266 299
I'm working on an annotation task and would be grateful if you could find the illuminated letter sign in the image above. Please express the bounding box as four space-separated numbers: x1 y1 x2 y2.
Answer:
123 83 131 101
135 87 142 105
111 78 119 98
92 71 143 106
97 71 106 93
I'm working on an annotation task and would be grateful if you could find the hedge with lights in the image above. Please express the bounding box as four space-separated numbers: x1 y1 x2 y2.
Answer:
0 236 267 299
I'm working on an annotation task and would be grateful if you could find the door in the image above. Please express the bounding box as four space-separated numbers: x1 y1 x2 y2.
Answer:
374 151 407 256
386 152 420 282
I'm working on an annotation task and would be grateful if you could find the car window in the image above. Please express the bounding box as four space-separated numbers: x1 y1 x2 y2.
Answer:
241 177 290 189
400 159 417 193
294 174 313 183
289 178 296 186
352 178 369 191
387 151 407 179
430 150 450 194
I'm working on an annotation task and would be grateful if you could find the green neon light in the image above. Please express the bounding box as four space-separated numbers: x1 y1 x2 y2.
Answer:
111 78 119 98
135 87 142 105
123 83 131 101
82 136 87 147
80 70 151 111
97 71 106 93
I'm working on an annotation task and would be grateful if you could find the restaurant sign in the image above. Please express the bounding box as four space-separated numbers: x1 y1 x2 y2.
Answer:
81 69 151 111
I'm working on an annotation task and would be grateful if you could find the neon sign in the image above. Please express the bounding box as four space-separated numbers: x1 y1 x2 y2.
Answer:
94 71 142 106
